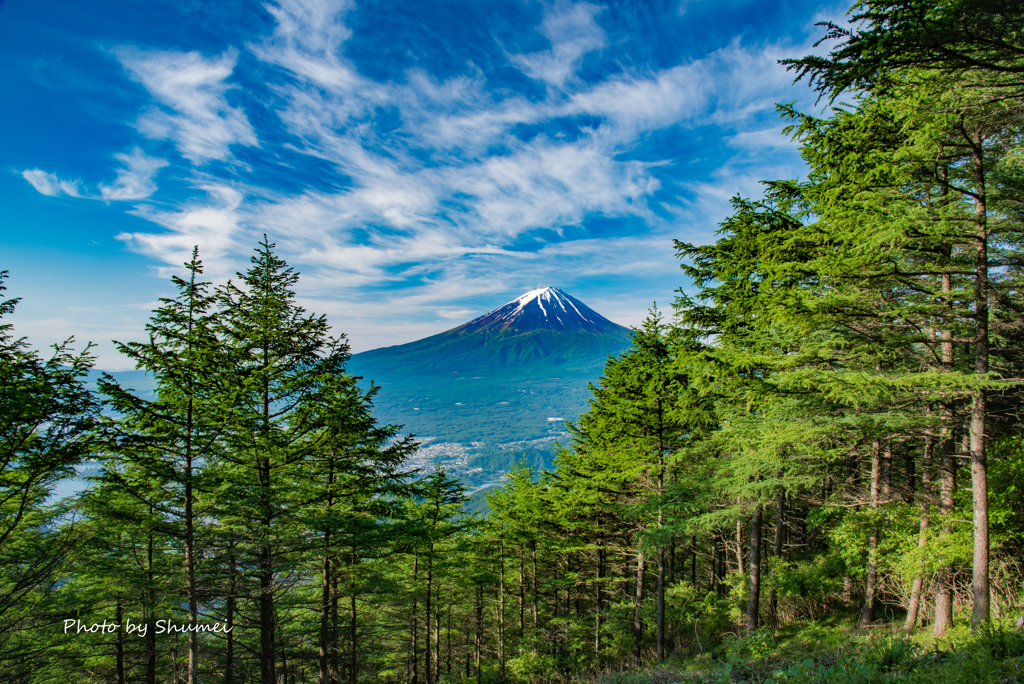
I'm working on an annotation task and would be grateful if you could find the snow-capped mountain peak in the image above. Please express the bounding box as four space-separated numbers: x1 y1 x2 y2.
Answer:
464 286 615 335
350 285 632 375
503 287 593 324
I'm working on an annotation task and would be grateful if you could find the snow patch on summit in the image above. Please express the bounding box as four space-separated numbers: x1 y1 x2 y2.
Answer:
502 287 593 323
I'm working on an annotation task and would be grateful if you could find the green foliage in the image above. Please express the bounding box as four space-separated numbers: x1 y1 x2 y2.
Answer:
989 437 1024 538
976 621 1024 661
722 626 776 662
0 271 98 679
584 622 1024 684
508 642 558 684
868 636 917 671
662 583 734 656
782 0 1024 99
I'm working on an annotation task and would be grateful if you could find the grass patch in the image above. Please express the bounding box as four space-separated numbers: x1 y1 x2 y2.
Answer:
580 619 1024 684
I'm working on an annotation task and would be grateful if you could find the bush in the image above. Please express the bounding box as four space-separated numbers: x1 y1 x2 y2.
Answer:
663 583 735 657
722 626 776 662
868 636 917 671
508 646 558 684
976 621 1024 660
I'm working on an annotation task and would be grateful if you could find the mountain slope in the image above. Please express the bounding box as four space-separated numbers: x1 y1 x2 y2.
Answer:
350 287 632 377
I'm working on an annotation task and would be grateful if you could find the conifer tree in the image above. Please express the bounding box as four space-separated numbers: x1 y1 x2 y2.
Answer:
786 0 1024 631
67 486 181 683
99 247 230 683
215 237 375 683
550 311 689 663
410 467 469 684
783 0 1024 99
299 378 416 684
0 271 97 676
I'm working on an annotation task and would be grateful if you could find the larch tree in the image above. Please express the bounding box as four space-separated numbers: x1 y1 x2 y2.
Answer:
786 0 1024 631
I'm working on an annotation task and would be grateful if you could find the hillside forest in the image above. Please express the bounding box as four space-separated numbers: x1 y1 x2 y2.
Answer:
4 1 1024 682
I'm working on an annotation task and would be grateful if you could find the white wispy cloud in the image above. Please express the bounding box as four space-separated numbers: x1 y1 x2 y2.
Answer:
108 0 818 293
510 0 607 87
725 127 797 151
99 148 169 201
437 308 479 320
118 183 245 277
21 150 168 203
21 169 83 197
115 47 258 163
8 0 862 371
255 0 360 88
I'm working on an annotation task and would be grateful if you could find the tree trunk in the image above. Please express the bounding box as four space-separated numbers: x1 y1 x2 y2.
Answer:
532 540 538 629
518 544 525 634
146 523 156 684
969 130 990 631
115 599 125 684
226 550 237 684
475 585 483 684
185 467 199 684
350 549 358 684
657 451 666 663
933 425 956 636
279 625 289 684
320 553 333 684
883 441 892 502
595 547 604 663
259 362 276 684
319 461 336 684
657 546 665 664
932 263 957 637
182 303 199 684
498 536 505 683
691 536 697 586
426 548 434 684
860 440 881 625
634 549 645 663
668 536 676 587
331 570 339 684
735 512 744 575
905 432 932 632
747 505 763 632
433 591 440 684
260 544 276 684
769 489 784 627
412 555 419 684
225 595 236 684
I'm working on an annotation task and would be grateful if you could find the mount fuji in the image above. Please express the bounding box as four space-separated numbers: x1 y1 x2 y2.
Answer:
346 288 633 485
351 287 631 376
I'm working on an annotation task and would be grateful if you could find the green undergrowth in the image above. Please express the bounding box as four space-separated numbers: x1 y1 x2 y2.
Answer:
582 618 1024 684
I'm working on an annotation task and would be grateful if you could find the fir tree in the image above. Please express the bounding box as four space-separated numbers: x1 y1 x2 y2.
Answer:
99 247 230 683
216 237 365 684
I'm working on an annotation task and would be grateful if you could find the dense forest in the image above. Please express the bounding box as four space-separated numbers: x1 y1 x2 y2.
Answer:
4 1 1024 682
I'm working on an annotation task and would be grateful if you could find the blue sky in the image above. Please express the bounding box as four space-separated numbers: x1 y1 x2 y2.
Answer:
1 0 841 369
